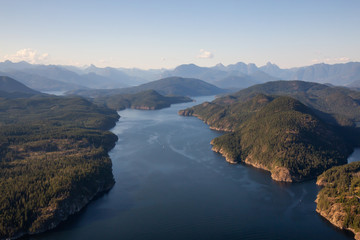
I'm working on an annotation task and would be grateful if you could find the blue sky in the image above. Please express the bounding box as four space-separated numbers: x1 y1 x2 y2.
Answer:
0 0 359 69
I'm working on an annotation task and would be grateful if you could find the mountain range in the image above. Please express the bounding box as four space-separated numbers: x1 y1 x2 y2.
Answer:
0 60 360 92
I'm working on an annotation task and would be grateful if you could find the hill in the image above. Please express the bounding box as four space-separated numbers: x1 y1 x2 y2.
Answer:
131 77 225 96
209 80 360 127
180 95 350 182
0 71 85 92
95 90 192 110
0 76 40 95
68 77 226 98
0 95 119 239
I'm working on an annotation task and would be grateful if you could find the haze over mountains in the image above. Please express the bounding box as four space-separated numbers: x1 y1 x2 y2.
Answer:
0 60 360 93
69 77 226 98
0 76 43 98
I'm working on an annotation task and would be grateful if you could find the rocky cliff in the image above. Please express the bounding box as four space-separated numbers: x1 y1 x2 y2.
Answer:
316 162 360 240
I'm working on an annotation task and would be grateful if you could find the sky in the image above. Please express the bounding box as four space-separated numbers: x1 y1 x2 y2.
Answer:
0 0 359 69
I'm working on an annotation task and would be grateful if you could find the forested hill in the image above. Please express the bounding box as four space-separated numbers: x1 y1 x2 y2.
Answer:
209 80 360 127
185 95 350 182
0 95 119 239
94 89 192 111
68 77 226 98
179 81 360 182
0 76 42 98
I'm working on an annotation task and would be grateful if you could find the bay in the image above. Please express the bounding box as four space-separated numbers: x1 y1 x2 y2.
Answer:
28 96 354 240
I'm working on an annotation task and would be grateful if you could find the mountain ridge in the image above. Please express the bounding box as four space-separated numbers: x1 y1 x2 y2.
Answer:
1 60 360 92
0 76 42 98
68 77 226 98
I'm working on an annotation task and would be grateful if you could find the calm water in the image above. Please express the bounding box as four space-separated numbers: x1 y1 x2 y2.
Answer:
348 148 360 163
28 96 354 240
41 91 66 96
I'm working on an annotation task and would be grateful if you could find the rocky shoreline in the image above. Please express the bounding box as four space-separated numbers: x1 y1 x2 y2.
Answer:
183 109 298 183
8 180 114 240
315 171 360 240
211 141 293 182
314 198 358 239
178 109 233 132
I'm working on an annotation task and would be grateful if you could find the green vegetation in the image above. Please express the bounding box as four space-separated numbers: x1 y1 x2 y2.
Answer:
179 93 272 131
316 162 360 237
179 80 360 182
95 89 192 111
210 96 349 181
0 95 119 239
211 80 360 127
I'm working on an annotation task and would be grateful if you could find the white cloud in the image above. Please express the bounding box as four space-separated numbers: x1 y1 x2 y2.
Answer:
311 53 351 65
337 57 350 62
311 59 320 63
197 49 214 59
3 48 50 64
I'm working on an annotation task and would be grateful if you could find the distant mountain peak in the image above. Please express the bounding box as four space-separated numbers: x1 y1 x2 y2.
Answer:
86 64 98 71
265 61 278 67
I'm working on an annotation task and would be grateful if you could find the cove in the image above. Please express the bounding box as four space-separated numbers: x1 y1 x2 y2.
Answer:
27 96 354 240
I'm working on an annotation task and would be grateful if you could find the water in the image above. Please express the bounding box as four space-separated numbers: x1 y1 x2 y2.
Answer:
348 148 360 163
28 96 354 240
41 90 66 96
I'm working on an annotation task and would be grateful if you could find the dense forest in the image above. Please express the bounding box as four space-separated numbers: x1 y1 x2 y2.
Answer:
0 95 119 239
208 80 360 127
179 81 360 181
94 89 192 110
316 162 360 238
209 96 350 181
